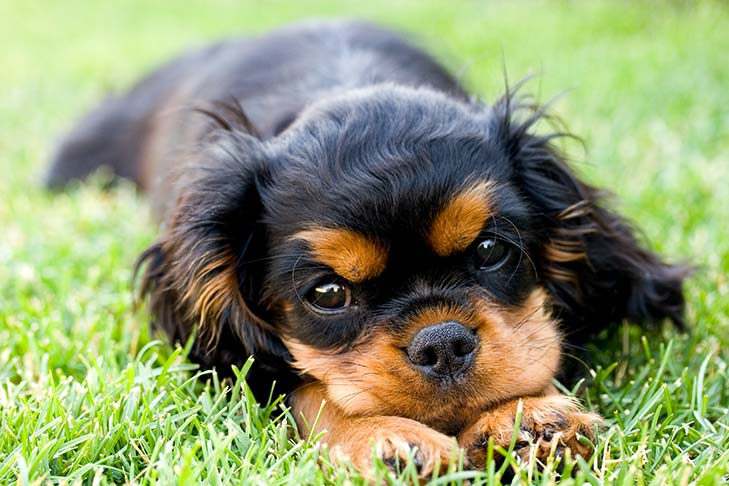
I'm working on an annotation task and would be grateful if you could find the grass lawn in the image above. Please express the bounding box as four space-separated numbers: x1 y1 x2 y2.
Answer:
1 0 728 484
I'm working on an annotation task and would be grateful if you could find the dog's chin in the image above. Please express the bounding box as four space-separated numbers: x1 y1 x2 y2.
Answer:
284 288 561 434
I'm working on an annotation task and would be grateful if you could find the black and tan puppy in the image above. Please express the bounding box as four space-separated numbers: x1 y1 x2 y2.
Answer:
47 20 687 477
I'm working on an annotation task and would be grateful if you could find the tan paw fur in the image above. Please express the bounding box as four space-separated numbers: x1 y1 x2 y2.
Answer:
458 394 601 469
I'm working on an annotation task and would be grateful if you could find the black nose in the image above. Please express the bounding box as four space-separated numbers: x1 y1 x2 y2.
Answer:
406 321 477 379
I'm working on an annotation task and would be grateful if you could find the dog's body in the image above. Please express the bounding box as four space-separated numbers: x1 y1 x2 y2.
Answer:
46 21 466 216
48 20 687 477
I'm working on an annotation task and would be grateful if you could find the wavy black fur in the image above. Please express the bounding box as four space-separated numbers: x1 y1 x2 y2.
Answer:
49 20 688 402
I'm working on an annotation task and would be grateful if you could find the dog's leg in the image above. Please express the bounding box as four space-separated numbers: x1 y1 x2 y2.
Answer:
457 392 601 469
291 382 461 479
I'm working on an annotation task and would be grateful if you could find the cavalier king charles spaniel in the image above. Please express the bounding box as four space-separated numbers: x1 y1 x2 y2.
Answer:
47 20 687 478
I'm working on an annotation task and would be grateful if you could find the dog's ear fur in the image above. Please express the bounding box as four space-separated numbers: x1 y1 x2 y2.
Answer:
136 110 296 397
491 93 689 341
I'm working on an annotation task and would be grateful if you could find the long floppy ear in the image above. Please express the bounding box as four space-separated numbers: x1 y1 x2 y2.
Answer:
136 111 297 399
492 93 689 342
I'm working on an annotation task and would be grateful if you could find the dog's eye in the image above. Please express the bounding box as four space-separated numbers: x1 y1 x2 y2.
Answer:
305 281 352 312
475 238 510 270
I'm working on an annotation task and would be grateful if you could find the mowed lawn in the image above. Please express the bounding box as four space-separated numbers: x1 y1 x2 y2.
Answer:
1 0 728 484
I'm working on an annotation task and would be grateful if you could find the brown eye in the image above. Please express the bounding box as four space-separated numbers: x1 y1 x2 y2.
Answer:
305 281 352 313
475 238 509 270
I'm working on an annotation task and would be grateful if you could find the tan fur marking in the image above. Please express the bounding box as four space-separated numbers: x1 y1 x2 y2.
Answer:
283 288 562 436
458 394 601 467
543 265 580 285
541 198 597 285
543 238 586 284
179 251 241 346
557 200 593 221
428 181 497 257
177 248 270 346
544 239 585 263
407 304 476 332
293 227 387 283
290 383 459 480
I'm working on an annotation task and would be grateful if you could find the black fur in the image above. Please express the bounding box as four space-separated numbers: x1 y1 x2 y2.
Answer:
48 20 688 403
492 94 689 342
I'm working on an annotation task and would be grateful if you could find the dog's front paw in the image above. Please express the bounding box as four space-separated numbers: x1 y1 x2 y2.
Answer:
329 416 460 480
458 394 600 469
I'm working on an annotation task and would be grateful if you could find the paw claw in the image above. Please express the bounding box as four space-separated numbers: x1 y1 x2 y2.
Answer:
541 427 555 442
458 395 601 472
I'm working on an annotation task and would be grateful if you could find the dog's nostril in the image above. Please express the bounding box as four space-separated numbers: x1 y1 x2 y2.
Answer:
422 348 438 367
453 337 476 357
406 321 478 378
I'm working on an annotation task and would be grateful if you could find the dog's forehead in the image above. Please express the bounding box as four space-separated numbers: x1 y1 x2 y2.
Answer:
283 174 504 264
265 85 521 249
285 151 511 238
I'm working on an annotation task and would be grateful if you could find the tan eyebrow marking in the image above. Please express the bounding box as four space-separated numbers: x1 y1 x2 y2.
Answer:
427 181 497 257
292 227 388 283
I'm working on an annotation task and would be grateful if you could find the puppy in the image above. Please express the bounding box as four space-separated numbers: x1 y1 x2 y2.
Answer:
47 20 687 477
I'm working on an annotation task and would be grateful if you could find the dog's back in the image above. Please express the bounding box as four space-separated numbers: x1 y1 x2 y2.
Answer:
45 20 466 200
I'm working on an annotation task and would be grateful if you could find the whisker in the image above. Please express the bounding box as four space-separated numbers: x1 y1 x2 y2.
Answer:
499 216 539 278
510 301 547 335
559 352 594 374
337 387 375 409
291 255 306 307
514 315 559 345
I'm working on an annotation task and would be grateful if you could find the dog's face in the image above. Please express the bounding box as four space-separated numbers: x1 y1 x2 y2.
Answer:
258 87 560 430
139 85 686 432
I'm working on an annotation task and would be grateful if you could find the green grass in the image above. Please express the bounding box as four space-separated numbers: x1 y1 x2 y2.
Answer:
1 0 728 484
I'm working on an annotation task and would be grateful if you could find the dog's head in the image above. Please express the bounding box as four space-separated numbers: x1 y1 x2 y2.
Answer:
138 84 687 431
